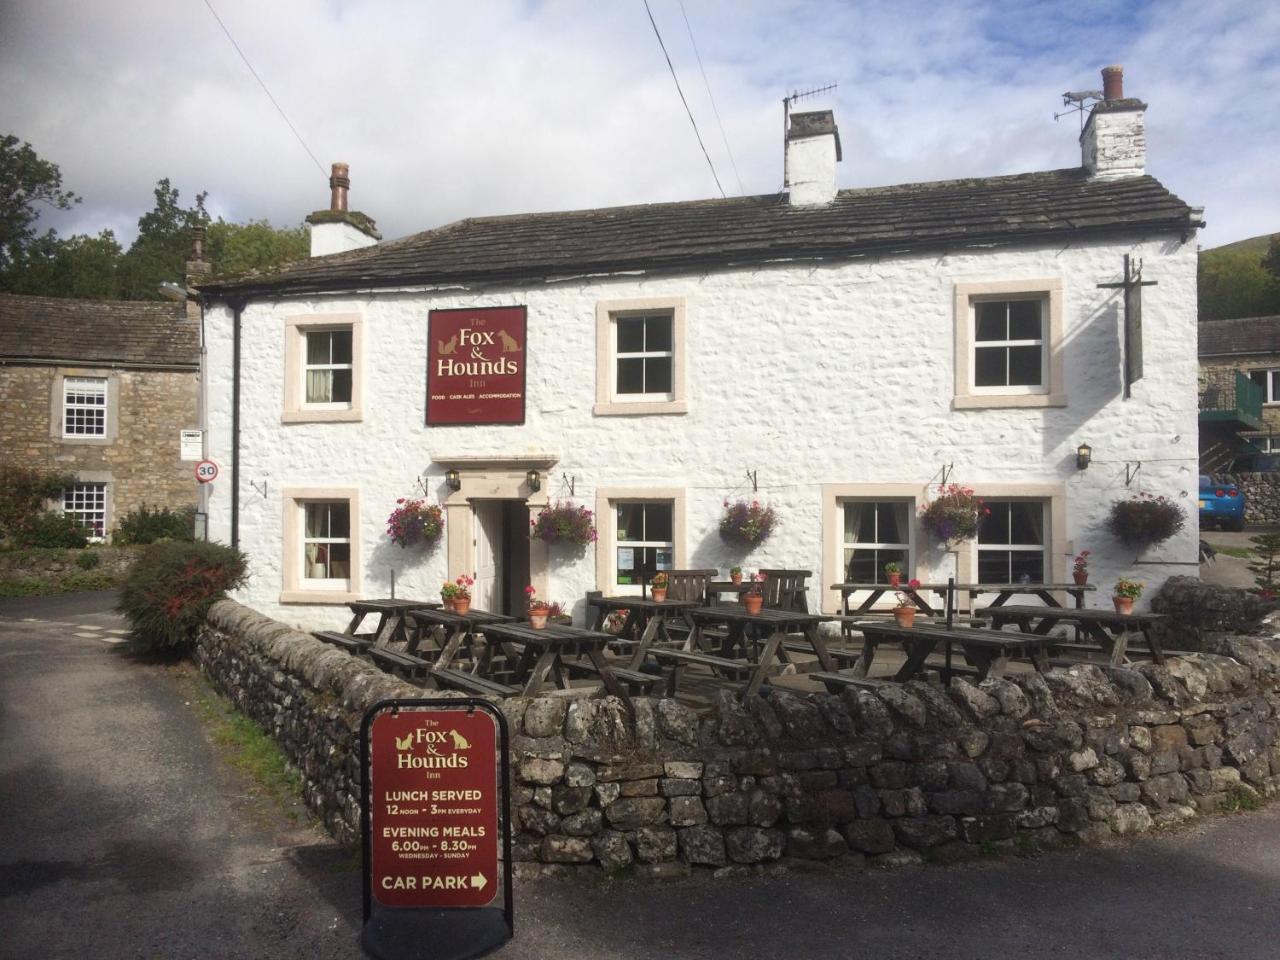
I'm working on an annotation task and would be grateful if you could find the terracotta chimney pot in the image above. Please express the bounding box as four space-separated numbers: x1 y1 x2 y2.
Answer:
329 162 351 212
1102 65 1124 101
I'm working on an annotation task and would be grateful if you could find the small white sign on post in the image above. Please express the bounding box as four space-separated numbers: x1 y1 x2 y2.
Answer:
180 429 203 461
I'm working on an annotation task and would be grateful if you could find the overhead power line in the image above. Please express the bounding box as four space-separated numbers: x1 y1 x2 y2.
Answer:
641 0 726 199
201 0 328 179
677 0 744 196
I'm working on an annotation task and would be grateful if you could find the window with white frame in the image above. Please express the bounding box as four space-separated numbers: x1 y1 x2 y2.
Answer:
972 298 1047 392
62 483 107 539
977 500 1047 584
614 313 674 401
615 501 674 590
302 501 352 585
842 501 911 584
1249 369 1280 405
304 329 354 406
63 377 107 437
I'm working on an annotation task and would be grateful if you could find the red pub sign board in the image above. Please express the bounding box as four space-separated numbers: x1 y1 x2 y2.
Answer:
368 708 500 908
427 306 527 425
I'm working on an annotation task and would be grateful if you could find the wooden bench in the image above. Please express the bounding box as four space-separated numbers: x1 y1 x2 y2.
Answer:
313 630 370 653
564 659 662 695
370 647 432 679
649 648 753 694
430 667 518 697
781 639 862 668
810 672 892 693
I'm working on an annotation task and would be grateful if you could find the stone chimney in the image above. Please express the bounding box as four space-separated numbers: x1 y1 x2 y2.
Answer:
1080 65 1147 180
785 110 842 206
306 162 381 257
183 225 211 321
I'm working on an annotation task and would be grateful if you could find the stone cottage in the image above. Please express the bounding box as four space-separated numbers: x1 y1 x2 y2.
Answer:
1198 314 1280 473
196 66 1203 629
0 293 200 538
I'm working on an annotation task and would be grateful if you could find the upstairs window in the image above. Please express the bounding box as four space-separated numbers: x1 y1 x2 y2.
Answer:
973 298 1046 392
304 329 353 406
615 314 673 400
63 377 107 437
594 297 687 416
1249 369 1280 405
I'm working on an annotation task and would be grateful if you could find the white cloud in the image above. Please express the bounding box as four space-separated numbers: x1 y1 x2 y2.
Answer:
0 0 1275 250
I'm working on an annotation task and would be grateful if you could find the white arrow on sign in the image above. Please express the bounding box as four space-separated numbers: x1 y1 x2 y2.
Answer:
470 873 487 891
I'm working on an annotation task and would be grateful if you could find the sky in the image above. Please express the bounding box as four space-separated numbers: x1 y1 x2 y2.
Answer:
1 0 1276 252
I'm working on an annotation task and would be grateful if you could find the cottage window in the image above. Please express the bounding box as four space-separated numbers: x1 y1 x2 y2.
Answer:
302 501 352 584
842 501 911 584
972 298 1046 391
281 487 361 603
63 377 107 437
594 297 687 416
977 500 1046 584
62 483 107 540
1249 369 1280 405
282 314 363 423
615 501 674 590
953 279 1063 409
304 329 353 405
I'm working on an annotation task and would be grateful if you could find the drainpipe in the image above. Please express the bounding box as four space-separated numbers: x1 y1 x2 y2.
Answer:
230 300 244 551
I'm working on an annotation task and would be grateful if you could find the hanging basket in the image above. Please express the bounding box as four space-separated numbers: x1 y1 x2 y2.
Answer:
719 499 776 547
1106 494 1185 547
385 498 444 549
920 484 984 546
531 501 597 546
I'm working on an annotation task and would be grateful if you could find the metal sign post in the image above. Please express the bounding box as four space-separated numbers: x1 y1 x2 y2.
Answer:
360 698 513 960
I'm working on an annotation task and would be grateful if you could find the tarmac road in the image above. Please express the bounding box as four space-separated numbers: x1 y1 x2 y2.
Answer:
3 592 1280 960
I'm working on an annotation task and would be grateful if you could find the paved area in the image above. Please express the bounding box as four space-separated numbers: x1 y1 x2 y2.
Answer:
1199 524 1280 590
4 592 1280 959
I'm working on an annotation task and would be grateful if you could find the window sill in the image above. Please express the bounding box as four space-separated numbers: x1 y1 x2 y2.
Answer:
280 589 360 605
593 400 688 417
952 394 1066 410
282 409 363 424
59 435 112 444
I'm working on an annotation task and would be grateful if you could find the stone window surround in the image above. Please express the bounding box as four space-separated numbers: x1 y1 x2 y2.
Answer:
953 278 1064 410
594 487 687 593
49 369 119 444
594 296 688 417
280 486 362 604
282 313 364 423
62 470 114 540
820 481 1068 613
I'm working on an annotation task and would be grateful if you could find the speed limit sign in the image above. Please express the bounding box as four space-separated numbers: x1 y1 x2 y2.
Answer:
195 460 219 484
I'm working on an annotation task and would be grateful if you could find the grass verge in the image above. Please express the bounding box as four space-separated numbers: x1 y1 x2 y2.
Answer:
1207 543 1254 560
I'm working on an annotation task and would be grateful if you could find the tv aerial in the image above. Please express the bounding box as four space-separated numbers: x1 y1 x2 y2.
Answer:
1055 89 1103 131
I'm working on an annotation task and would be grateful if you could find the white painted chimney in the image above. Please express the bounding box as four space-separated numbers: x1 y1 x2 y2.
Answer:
306 162 381 257
1080 66 1147 180
785 110 842 206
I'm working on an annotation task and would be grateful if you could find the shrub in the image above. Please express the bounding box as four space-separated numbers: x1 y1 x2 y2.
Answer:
76 551 102 570
719 499 776 547
115 504 195 545
0 466 77 542
16 510 88 548
1106 493 1186 547
920 484 985 545
119 541 248 652
531 501 597 546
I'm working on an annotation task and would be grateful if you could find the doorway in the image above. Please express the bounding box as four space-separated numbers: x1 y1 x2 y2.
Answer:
471 499 530 616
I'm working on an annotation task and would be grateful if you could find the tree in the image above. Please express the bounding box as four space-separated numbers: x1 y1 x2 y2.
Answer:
0 134 79 279
117 178 209 300
3 229 123 299
1247 533 1280 598
206 218 308 277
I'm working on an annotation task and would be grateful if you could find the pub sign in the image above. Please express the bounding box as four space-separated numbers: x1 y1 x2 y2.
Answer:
427 306 527 425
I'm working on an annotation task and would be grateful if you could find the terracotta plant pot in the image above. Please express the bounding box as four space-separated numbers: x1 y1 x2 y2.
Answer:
1073 571 1088 586
651 588 668 603
743 594 763 615
887 573 901 587
454 595 472 615
1113 596 1134 615
529 612 548 629
730 573 743 585
893 605 916 628
442 596 456 612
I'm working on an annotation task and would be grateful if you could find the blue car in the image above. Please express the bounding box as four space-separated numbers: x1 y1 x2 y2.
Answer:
1199 475 1245 531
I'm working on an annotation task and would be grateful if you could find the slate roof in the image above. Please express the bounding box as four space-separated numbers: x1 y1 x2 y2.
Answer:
198 167 1197 298
1199 316 1280 358
0 294 197 368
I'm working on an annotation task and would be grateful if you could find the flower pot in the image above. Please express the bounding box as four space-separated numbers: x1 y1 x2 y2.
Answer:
529 612 548 629
1113 596 1134 615
1073 571 1088 586
743 594 763 615
651 588 668 603
893 606 916 629
730 573 743 585
887 573 902 587
454 595 472 615
309 562 327 579
442 596 456 612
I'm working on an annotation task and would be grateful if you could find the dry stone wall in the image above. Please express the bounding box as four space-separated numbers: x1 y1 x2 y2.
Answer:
197 600 1280 876
1219 472 1280 524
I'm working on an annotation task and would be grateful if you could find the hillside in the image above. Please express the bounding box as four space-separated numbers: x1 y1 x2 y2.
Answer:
1199 231 1280 321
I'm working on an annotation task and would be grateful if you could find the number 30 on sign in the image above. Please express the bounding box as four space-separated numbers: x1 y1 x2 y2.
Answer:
195 460 219 484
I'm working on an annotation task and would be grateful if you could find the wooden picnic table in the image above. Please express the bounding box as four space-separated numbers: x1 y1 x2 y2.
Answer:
313 598 439 656
476 622 635 709
987 605 1167 666
648 606 836 698
369 606 520 681
831 582 943 617
589 596 701 669
818 620 1052 688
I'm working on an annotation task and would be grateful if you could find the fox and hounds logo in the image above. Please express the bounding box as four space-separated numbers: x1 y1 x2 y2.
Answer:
393 726 473 769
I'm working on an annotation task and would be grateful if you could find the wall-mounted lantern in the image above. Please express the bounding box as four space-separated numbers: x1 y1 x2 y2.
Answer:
525 469 541 492
445 468 462 491
1076 443 1092 470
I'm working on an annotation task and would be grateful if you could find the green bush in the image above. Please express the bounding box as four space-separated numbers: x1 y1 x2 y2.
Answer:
114 504 195 545
0 466 77 542
16 511 89 548
76 551 102 570
119 541 248 652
